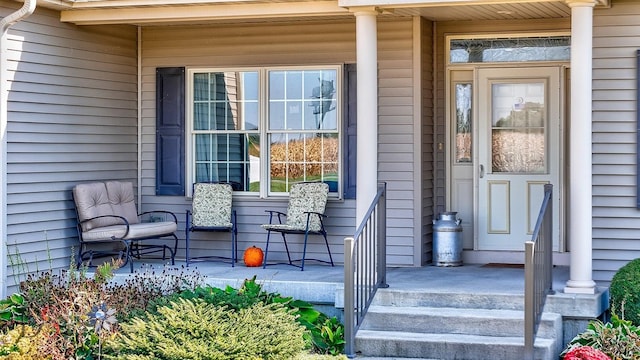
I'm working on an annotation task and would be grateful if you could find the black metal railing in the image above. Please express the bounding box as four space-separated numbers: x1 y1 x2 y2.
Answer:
343 182 388 358
524 183 554 360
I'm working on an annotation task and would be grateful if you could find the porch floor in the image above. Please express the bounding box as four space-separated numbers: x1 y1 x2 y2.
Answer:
110 259 577 300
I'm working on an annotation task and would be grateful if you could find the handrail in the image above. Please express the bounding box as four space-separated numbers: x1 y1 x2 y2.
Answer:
524 183 554 360
344 182 388 358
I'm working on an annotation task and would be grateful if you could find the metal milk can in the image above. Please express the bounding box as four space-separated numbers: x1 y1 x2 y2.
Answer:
433 211 463 267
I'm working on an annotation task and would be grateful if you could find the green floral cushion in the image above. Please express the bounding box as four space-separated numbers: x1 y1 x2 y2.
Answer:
191 183 233 228
284 182 329 231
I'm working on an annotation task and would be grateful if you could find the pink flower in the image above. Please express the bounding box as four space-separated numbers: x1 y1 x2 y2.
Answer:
563 346 611 360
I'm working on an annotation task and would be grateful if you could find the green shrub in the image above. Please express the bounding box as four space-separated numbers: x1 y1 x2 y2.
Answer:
0 324 58 359
561 314 640 359
610 258 640 326
105 298 306 360
148 276 345 355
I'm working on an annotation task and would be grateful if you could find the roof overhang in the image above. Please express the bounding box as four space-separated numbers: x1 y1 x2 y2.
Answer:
29 0 611 26
59 1 351 25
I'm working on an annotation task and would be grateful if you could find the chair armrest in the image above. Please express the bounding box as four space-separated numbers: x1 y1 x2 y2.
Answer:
139 210 178 224
79 214 129 227
265 209 287 224
304 211 327 219
79 215 131 239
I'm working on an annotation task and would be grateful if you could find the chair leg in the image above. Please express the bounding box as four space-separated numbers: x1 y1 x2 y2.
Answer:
121 240 133 273
232 211 238 266
263 230 272 269
301 232 309 271
169 234 177 265
234 226 238 265
281 233 293 265
186 230 191 267
323 232 334 266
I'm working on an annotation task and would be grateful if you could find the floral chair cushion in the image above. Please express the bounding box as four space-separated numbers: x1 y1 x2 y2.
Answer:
191 183 233 228
277 182 329 232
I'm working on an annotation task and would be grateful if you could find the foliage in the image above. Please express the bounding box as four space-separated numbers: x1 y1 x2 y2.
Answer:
18 260 119 359
0 294 29 332
148 276 345 355
0 324 56 359
104 264 203 322
104 298 307 360
3 261 343 359
563 346 611 360
561 314 640 360
610 258 640 326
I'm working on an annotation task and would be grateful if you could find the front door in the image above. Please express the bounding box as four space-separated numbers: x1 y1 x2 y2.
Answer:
476 67 561 251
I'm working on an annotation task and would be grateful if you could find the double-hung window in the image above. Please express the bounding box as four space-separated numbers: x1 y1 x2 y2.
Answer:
187 66 341 197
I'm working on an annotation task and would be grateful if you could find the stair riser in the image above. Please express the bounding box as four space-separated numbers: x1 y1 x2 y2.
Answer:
361 312 560 339
372 290 525 310
356 338 553 360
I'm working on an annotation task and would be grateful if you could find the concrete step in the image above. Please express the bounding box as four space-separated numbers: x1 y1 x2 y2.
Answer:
361 306 562 340
371 288 525 310
356 330 556 360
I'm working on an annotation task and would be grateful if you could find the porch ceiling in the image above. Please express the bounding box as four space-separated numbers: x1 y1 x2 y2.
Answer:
36 0 610 26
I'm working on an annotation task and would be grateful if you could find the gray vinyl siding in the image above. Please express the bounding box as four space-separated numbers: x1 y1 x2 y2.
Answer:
421 17 435 265
592 0 640 283
2 2 137 290
140 17 420 267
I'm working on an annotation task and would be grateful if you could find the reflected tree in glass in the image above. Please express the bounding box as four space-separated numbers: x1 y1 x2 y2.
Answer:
455 83 472 163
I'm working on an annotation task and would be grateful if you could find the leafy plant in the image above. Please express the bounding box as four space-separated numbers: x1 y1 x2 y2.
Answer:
0 324 61 359
0 294 29 331
17 260 123 359
561 314 640 359
105 264 204 322
610 258 640 326
105 298 307 360
146 276 345 355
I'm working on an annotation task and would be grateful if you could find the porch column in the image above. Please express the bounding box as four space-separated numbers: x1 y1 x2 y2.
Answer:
354 8 378 223
565 0 597 294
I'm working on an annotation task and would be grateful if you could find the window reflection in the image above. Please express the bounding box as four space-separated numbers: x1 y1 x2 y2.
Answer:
491 82 546 173
455 83 472 163
269 133 339 192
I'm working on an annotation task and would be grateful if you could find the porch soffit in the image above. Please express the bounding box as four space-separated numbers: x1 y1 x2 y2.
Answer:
40 0 610 25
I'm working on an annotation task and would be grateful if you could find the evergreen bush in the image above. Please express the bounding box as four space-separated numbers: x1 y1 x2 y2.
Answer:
610 258 640 325
105 298 307 360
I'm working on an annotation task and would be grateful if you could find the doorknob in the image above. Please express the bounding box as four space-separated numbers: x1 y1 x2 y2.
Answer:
479 164 485 178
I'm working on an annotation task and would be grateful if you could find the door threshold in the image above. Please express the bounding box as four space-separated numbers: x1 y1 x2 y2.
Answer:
462 250 569 266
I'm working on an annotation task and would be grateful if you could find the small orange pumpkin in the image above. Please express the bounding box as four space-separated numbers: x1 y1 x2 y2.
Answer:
243 246 264 267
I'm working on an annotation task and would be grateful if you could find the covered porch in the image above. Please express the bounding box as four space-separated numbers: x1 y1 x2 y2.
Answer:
107 259 607 358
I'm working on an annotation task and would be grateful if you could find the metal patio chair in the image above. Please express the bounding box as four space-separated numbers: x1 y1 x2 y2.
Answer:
262 181 334 271
73 181 177 273
185 182 238 267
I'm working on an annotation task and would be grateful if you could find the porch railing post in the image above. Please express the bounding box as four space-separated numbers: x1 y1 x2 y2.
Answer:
524 240 535 360
344 237 355 358
377 182 388 288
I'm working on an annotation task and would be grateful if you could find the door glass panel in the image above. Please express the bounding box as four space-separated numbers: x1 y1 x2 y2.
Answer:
455 83 472 163
491 82 545 173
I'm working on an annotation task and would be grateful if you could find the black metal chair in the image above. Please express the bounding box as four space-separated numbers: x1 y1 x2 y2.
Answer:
262 182 334 271
185 182 238 267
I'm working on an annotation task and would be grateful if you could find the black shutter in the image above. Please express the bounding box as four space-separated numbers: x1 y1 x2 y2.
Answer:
343 64 357 199
156 67 185 196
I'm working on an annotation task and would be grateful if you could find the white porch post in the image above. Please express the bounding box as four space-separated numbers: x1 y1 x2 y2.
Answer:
565 0 597 294
354 8 379 223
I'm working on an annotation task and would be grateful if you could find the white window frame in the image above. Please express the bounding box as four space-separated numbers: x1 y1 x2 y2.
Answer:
186 65 343 199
